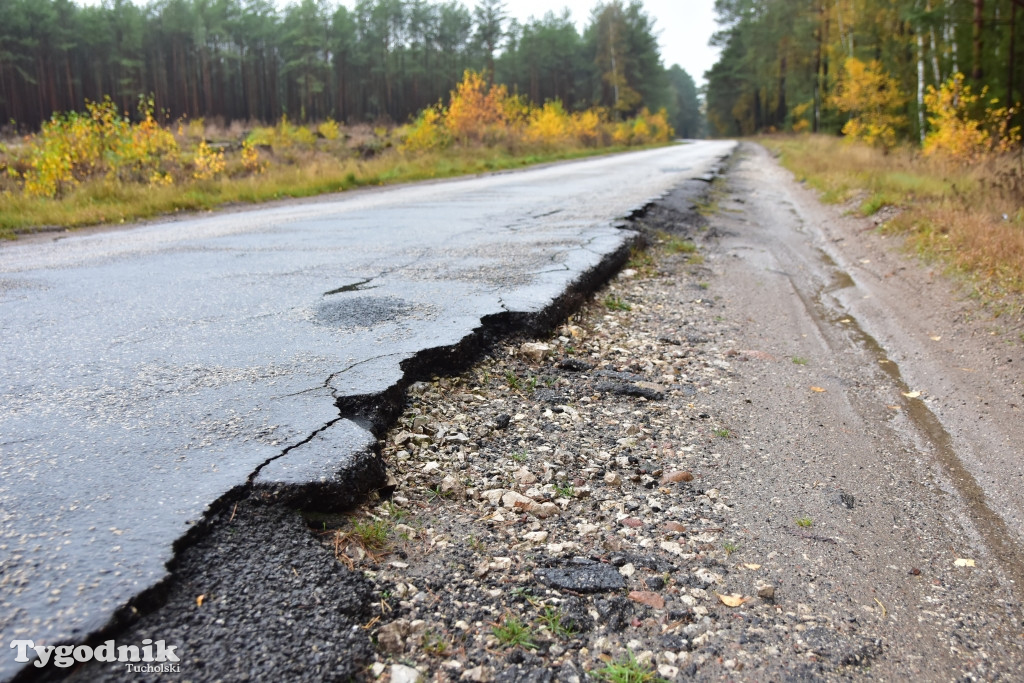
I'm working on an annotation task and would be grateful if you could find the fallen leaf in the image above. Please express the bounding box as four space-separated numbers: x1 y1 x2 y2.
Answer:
839 318 852 324
810 386 826 393
859 259 871 264
954 558 975 567
742 563 762 570
902 390 921 398
887 405 901 411
629 591 666 609
930 336 942 341
716 592 749 607
196 594 205 607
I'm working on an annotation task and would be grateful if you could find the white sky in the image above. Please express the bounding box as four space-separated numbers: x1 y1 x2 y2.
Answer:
495 0 721 85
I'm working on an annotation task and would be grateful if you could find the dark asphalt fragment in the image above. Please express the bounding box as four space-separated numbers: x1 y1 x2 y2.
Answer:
593 380 664 401
65 501 375 683
534 559 625 593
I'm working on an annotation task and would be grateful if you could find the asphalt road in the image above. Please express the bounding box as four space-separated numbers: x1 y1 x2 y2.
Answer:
0 141 734 679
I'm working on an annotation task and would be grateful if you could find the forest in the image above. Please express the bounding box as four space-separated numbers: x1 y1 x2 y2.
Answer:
706 0 1024 145
0 0 702 138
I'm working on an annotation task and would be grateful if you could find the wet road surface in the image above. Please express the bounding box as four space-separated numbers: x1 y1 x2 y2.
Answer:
0 142 734 678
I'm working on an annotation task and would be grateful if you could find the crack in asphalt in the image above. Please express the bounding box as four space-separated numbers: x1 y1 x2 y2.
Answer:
246 415 346 486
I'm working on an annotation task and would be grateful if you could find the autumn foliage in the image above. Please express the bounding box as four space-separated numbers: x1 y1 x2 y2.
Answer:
399 71 674 153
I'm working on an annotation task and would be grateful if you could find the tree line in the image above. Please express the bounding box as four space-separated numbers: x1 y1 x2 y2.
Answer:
705 0 1024 141
0 0 702 138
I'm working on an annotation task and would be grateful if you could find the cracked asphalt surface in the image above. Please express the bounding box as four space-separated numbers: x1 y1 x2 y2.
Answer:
0 142 734 680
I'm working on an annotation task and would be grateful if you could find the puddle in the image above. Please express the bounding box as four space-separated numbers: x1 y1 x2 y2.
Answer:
813 251 1024 601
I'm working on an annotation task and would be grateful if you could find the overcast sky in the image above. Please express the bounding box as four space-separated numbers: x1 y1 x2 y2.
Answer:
495 0 721 85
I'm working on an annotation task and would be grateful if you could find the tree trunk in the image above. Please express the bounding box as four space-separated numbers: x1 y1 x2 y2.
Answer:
917 30 926 144
972 0 984 81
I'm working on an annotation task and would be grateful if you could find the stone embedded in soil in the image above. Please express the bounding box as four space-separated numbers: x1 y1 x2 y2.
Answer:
535 559 626 593
519 341 552 363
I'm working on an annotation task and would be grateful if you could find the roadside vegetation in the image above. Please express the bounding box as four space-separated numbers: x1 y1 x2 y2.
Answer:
0 72 673 238
761 134 1024 308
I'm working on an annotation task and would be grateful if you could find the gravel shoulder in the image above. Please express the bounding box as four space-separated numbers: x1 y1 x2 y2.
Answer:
58 142 1024 682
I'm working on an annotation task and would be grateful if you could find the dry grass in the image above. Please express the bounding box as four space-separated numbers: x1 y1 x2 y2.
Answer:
761 134 1024 307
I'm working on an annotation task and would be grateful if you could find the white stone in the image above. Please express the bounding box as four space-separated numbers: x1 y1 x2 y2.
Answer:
481 489 506 505
619 563 636 577
390 664 421 683
659 541 685 555
524 531 549 543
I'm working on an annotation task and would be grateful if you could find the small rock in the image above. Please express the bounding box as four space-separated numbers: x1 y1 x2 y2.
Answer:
440 474 463 496
661 470 694 483
390 664 421 683
502 490 535 510
514 466 539 486
694 568 723 586
371 662 387 677
756 582 776 601
628 591 666 609
461 665 490 682
619 563 636 577
377 619 409 654
664 521 687 533
422 461 441 474
533 502 560 518
658 665 680 679
604 472 623 486
520 342 552 363
482 489 507 505
659 541 685 555
620 517 643 528
524 531 549 543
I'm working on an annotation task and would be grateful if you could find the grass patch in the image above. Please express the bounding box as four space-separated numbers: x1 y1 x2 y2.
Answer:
492 615 536 650
604 294 632 311
796 516 814 528
536 606 577 640
593 651 668 682
760 134 1024 305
